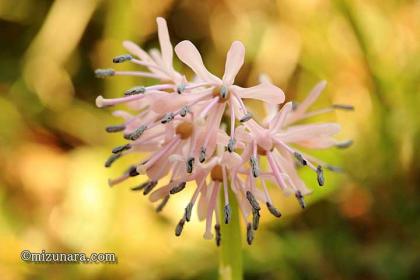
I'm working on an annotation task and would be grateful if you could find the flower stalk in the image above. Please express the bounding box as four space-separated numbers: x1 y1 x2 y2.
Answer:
219 187 243 280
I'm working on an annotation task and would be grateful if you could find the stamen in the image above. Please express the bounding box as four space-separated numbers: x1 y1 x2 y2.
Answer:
184 202 193 222
252 209 260 230
336 140 353 149
106 125 125 133
215 224 221 246
294 152 307 166
175 218 186 236
186 157 195 173
325 164 343 173
332 104 354 111
232 92 247 114
108 174 129 187
114 70 160 79
112 54 133 63
266 202 282 218
223 204 231 224
96 93 146 108
230 100 235 141
250 155 260 177
316 165 324 186
246 223 254 245
143 180 158 195
112 143 131 154
124 125 147 141
200 96 219 119
124 86 146 96
137 137 180 173
199 146 206 163
291 101 299 111
216 164 228 224
271 102 293 132
156 195 170 212
179 106 189 117
295 190 306 209
131 181 151 191
204 182 220 240
267 152 289 191
105 153 122 168
220 85 229 99
161 112 175 124
95 68 115 78
176 83 186 94
128 165 140 177
240 112 253 123
227 138 236 153
246 191 261 211
170 182 186 194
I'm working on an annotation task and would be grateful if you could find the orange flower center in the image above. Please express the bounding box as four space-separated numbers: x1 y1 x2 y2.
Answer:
211 165 223 182
175 122 193 139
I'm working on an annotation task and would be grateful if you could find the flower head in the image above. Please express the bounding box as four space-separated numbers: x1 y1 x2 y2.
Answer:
95 17 352 245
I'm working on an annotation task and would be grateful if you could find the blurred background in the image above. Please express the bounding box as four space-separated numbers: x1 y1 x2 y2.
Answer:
0 0 419 279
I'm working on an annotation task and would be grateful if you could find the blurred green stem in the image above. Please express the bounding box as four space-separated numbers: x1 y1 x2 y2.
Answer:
219 187 243 280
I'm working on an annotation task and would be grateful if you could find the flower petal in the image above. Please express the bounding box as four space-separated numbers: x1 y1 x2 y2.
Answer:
235 125 252 143
269 101 293 131
222 41 245 85
296 136 336 149
123 40 152 63
288 80 326 123
234 83 285 104
149 92 193 113
276 123 341 143
149 185 171 202
221 151 242 167
174 40 221 84
156 17 173 70
258 74 282 124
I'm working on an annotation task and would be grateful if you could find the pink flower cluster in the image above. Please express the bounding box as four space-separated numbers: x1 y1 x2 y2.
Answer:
96 17 353 245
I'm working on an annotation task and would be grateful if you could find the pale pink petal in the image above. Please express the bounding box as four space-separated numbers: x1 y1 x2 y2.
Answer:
123 40 152 63
197 182 209 221
221 151 242 167
156 17 173 70
245 119 269 139
112 110 133 121
288 80 327 122
253 188 267 203
222 41 245 85
149 92 194 113
203 104 225 156
174 40 221 84
131 143 161 151
123 41 167 78
233 83 285 104
149 185 171 202
277 123 341 143
269 102 293 131
146 156 172 180
273 152 311 195
295 136 336 149
234 125 252 143
258 74 280 124
238 193 252 217
149 49 166 70
217 129 230 146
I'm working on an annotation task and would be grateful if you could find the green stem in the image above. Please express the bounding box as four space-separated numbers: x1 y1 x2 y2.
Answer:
219 187 243 280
